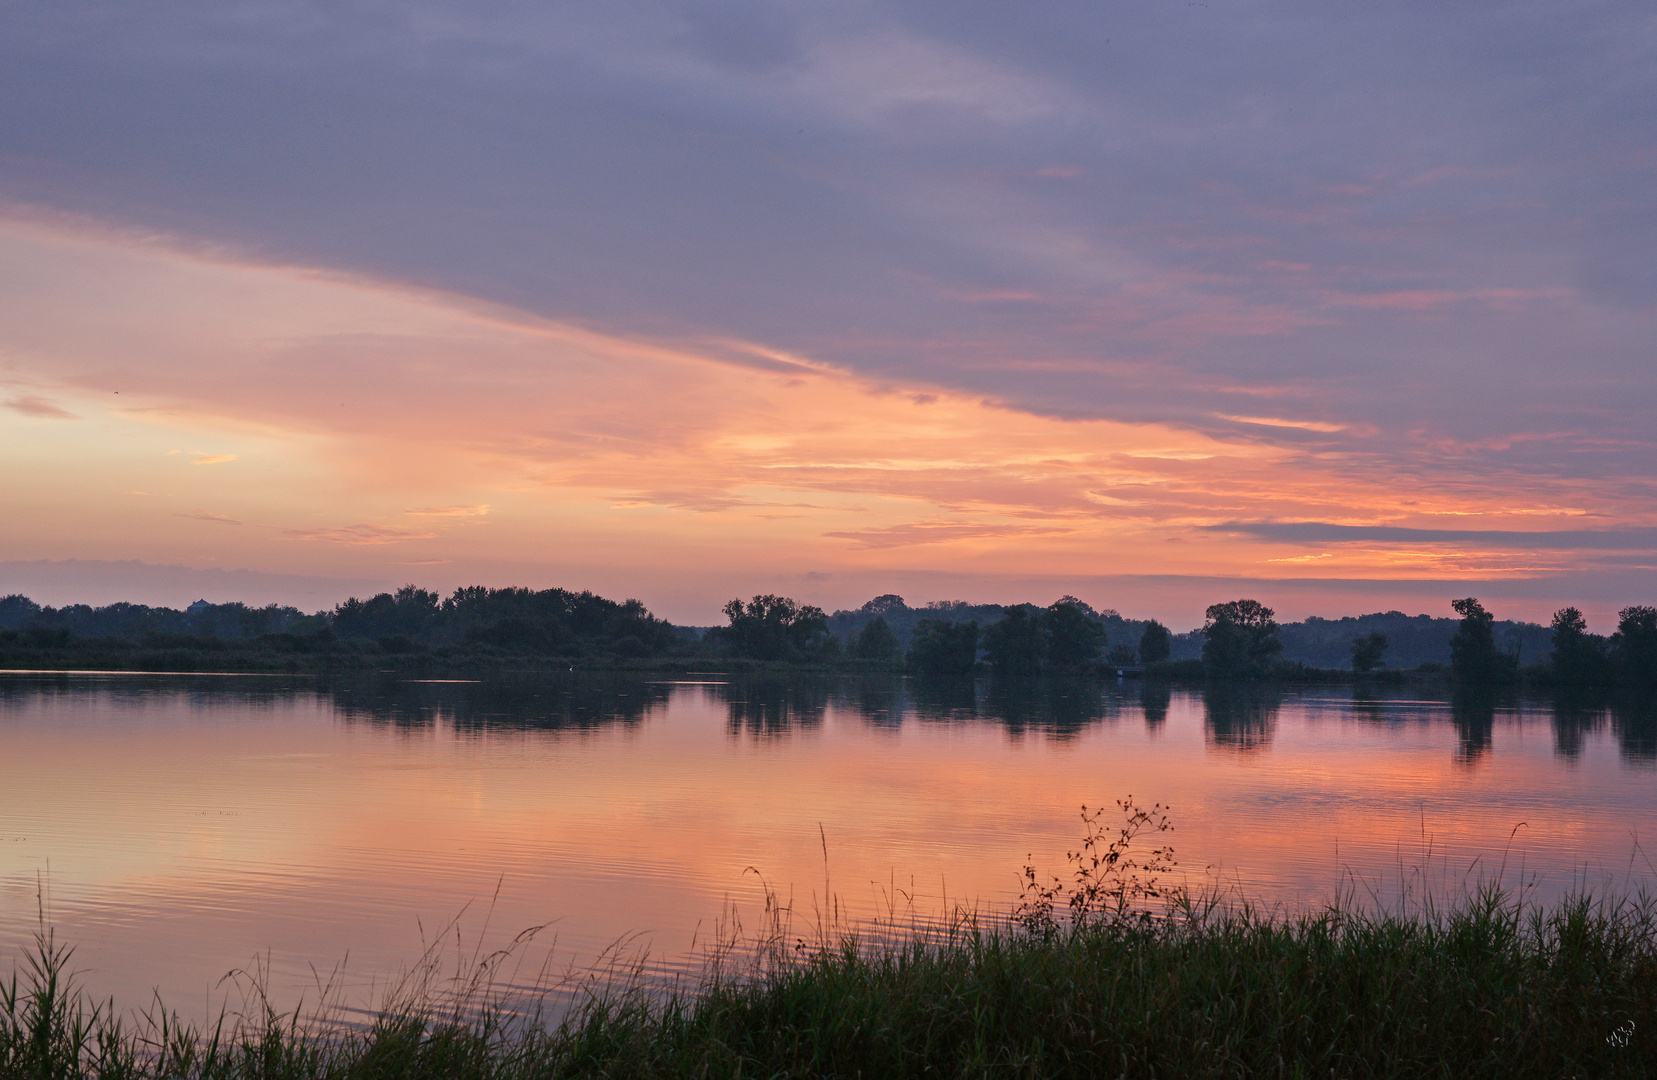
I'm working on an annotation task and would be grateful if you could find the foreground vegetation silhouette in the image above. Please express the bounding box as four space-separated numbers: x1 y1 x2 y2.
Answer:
6 798 1655 1078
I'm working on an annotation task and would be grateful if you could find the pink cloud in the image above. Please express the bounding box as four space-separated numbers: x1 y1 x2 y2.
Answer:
5 395 77 419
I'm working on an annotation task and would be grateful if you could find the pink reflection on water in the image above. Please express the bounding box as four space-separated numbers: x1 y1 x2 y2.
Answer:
1 673 1653 1018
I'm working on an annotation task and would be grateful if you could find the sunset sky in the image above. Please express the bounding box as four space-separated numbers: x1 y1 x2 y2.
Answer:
2 2 1653 629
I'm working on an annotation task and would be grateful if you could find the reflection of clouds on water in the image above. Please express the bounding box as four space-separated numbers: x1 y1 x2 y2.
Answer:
4 670 1656 1027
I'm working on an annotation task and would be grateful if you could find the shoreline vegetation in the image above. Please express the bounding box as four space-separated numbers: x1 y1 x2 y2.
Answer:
5 801 1655 1078
1 587 1653 693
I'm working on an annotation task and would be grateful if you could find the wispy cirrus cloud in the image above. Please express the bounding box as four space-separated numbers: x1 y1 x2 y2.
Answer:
5 395 76 419
1207 522 1657 551
403 504 489 517
825 521 1076 549
287 525 437 546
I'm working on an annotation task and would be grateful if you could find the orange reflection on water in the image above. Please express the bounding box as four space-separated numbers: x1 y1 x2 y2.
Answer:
1 675 1653 1018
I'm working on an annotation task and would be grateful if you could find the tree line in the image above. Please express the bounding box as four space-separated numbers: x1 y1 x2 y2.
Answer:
718 592 1657 691
3 585 1654 689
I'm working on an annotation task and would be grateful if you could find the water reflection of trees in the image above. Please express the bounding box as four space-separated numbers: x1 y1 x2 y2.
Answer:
328 674 670 732
1611 695 1657 763
982 677 1133 739
1549 692 1604 761
844 677 910 728
703 674 1145 739
1543 691 1656 765
1140 683 1171 731
1450 688 1500 766
0 673 313 715
906 675 979 721
1202 684 1279 752
716 677 829 739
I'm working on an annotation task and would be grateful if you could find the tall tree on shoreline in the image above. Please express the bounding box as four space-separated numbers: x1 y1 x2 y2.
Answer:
1201 600 1281 680
1138 620 1172 664
1449 597 1516 684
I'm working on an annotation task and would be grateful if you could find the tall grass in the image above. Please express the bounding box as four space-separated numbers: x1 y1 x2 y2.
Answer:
7 807 1657 1078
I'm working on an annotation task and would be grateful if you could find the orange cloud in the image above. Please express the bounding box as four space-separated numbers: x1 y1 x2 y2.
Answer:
0 210 1649 620
405 505 490 517
287 525 439 546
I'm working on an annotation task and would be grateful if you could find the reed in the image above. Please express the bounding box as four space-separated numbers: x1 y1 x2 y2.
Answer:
6 810 1656 1078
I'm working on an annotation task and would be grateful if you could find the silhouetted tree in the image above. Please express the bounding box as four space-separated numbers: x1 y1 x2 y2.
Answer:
1043 597 1107 668
1612 605 1657 692
861 594 909 615
333 584 441 640
1138 620 1171 664
1106 644 1138 666
1350 632 1388 673
984 605 1045 675
1549 606 1608 687
1449 597 1515 684
720 594 830 661
907 618 979 675
434 586 675 655
852 615 901 663
0 594 42 630
1201 600 1281 679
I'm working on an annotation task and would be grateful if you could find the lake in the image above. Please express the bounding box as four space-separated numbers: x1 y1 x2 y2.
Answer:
2 671 1654 1019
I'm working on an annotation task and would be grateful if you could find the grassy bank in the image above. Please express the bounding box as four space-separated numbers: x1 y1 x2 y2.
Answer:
6 886 1655 1078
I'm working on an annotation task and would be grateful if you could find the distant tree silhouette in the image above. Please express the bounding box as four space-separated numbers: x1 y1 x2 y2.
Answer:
1350 632 1388 673
1138 620 1171 664
1043 597 1107 668
1106 644 1138 666
0 594 42 629
907 618 980 675
1612 605 1657 692
852 615 901 663
1549 606 1608 687
720 594 830 661
333 584 440 640
983 605 1045 675
861 594 909 615
1449 597 1515 684
1201 600 1281 679
330 584 677 657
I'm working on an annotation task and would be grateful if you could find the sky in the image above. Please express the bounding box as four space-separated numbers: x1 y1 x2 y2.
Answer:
1 1 1654 630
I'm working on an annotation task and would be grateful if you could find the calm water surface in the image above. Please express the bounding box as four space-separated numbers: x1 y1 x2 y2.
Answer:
2 671 1654 1016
